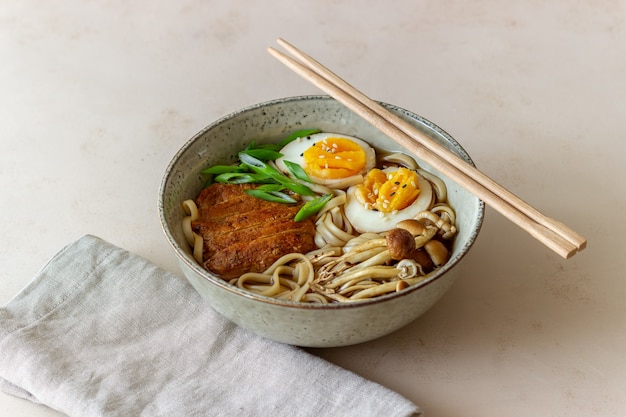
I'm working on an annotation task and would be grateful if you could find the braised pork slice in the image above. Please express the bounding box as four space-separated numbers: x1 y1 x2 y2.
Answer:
192 183 317 279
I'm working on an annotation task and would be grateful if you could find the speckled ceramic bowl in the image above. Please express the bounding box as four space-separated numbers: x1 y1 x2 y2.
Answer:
159 95 484 347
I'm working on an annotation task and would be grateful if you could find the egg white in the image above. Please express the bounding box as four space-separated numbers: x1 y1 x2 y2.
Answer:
344 167 434 233
274 132 376 189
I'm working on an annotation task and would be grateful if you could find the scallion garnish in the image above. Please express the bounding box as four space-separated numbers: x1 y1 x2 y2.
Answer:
199 129 332 220
277 129 322 147
294 194 334 222
284 160 313 183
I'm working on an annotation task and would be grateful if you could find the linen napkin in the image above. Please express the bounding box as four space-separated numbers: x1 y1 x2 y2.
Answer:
0 235 421 417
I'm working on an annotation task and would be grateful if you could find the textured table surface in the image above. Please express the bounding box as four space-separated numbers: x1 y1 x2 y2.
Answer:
1 1 624 416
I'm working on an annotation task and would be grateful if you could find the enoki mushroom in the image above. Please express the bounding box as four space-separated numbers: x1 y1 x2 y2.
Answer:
223 211 455 303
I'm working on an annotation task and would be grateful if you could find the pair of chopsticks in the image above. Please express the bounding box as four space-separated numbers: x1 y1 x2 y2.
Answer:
268 38 587 259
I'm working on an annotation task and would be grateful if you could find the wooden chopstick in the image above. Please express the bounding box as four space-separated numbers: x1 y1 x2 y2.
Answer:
267 38 587 259
273 39 588 254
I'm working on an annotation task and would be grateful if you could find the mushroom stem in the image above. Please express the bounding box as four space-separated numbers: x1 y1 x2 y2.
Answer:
324 266 399 289
349 276 428 300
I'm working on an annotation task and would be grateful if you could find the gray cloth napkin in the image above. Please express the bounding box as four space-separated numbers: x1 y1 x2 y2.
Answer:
0 235 421 417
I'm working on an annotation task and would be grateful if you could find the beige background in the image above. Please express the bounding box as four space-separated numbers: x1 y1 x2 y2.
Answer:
1 1 624 416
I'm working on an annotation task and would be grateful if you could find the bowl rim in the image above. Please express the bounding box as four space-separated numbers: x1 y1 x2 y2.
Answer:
158 95 485 310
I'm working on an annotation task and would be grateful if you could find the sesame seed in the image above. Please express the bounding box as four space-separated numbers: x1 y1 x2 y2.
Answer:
390 192 396 196
335 156 341 159
394 181 400 185
402 184 407 188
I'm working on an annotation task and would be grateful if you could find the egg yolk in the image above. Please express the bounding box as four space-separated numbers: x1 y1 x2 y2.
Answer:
302 137 367 179
356 167 421 213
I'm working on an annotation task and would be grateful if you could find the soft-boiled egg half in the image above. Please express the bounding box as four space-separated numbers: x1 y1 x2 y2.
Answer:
344 166 434 233
274 132 376 188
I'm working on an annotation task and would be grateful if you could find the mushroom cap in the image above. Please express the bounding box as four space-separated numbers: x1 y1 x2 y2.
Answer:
396 219 427 236
386 228 416 260
424 240 450 266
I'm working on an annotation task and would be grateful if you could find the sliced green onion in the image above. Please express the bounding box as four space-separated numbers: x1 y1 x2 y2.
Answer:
201 165 247 175
238 152 268 170
253 143 283 152
240 148 284 161
214 172 273 184
244 140 283 153
294 194 333 222
281 181 316 196
255 184 286 192
278 129 322 147
244 189 298 204
200 133 328 217
239 152 316 196
284 160 312 183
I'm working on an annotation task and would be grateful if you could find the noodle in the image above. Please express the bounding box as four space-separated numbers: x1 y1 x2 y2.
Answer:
414 211 456 240
182 199 203 264
183 137 459 303
417 168 447 203
313 191 357 248
349 276 427 300
231 253 315 302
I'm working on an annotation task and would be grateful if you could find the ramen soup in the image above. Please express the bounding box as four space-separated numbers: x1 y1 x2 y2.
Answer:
182 130 458 303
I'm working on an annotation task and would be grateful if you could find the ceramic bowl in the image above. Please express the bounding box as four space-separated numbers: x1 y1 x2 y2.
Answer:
158 95 484 347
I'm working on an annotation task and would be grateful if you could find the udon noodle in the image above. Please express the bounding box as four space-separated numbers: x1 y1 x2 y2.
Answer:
182 135 457 304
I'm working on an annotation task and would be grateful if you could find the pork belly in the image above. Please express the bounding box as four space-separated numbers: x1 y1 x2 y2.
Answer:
192 183 317 279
